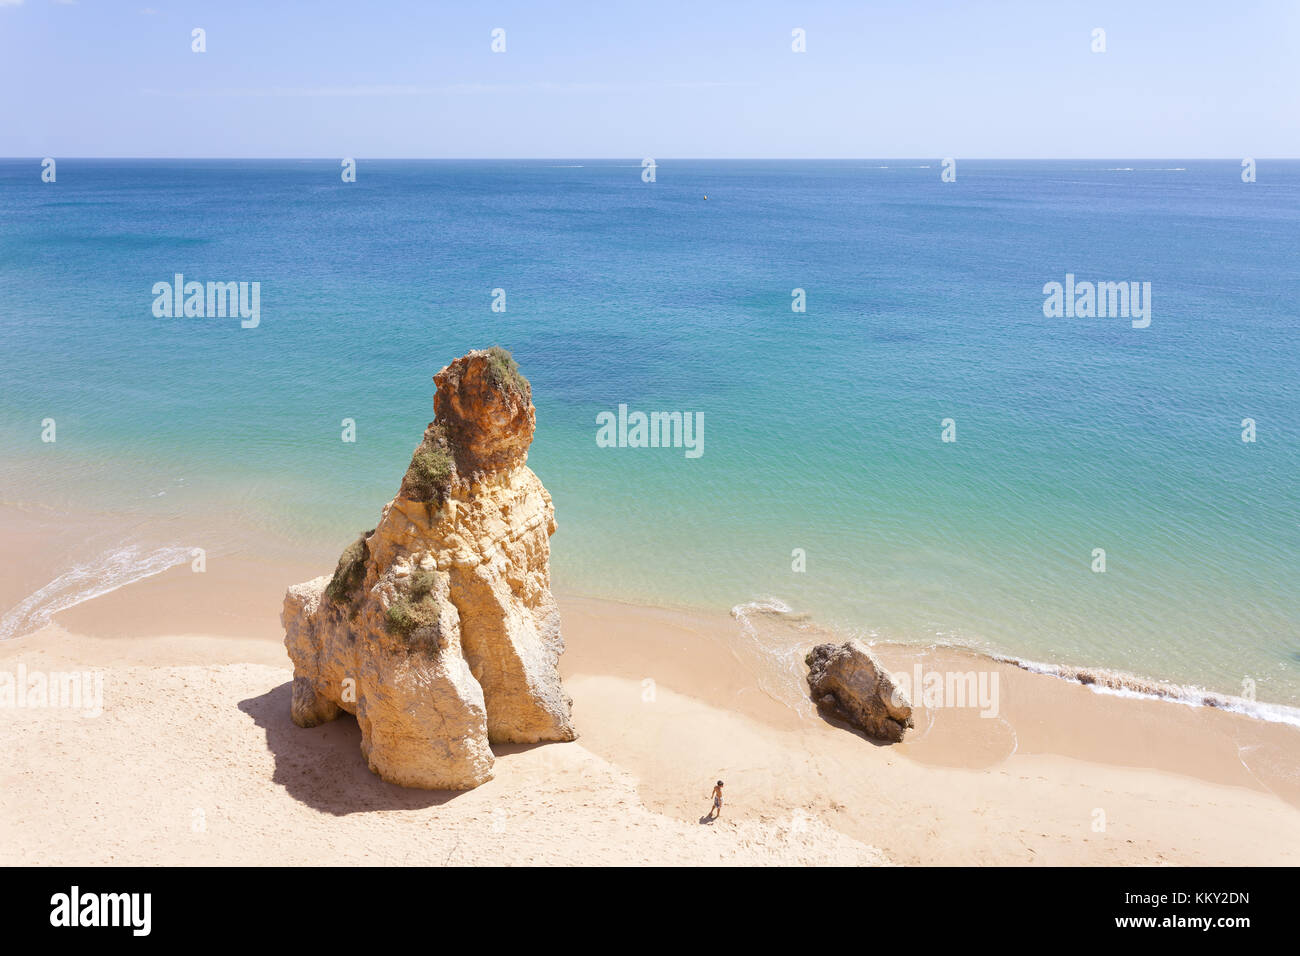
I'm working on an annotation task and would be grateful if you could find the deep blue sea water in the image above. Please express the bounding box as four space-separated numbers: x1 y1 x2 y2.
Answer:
1 159 1297 709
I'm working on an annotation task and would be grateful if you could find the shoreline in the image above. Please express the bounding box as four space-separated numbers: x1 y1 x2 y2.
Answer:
6 531 1298 730
3 488 1299 718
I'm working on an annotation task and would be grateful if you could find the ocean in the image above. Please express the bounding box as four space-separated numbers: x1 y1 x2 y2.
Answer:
1 158 1297 713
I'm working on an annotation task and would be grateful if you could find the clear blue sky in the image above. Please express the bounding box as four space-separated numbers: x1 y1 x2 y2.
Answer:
2 0 1297 158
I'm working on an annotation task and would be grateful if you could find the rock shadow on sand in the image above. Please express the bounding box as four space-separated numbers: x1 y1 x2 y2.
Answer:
239 682 467 815
811 707 897 748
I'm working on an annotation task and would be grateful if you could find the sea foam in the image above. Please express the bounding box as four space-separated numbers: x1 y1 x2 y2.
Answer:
991 654 1300 730
0 545 194 640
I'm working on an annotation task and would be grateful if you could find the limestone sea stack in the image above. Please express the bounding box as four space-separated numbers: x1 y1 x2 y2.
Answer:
805 641 914 743
281 347 576 790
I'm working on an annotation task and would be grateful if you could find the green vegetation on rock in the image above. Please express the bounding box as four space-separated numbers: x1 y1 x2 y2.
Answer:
325 530 373 606
408 570 438 600
408 445 453 496
384 572 443 656
485 346 529 395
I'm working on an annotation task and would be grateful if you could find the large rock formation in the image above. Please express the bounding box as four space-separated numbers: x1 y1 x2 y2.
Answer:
282 347 575 790
805 641 914 742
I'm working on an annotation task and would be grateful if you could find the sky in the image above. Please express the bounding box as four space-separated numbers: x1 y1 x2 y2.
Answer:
1 0 1297 158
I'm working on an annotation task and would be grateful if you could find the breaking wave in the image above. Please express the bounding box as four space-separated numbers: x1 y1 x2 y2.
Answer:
726 599 1300 729
991 654 1300 730
0 544 195 640
729 597 822 713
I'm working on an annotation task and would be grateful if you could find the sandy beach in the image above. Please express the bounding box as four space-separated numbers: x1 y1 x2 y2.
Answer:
4 0 1300 888
3 553 1299 867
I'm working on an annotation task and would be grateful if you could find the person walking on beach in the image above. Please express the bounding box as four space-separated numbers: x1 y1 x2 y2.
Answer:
708 780 724 820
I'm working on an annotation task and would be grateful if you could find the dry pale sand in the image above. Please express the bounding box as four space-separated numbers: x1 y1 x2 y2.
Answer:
3 558 1300 866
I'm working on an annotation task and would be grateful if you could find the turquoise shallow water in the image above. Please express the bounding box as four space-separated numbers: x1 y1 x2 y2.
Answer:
1 159 1297 706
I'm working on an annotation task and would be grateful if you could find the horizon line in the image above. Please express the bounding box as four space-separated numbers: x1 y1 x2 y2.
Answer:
3 156 1294 162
